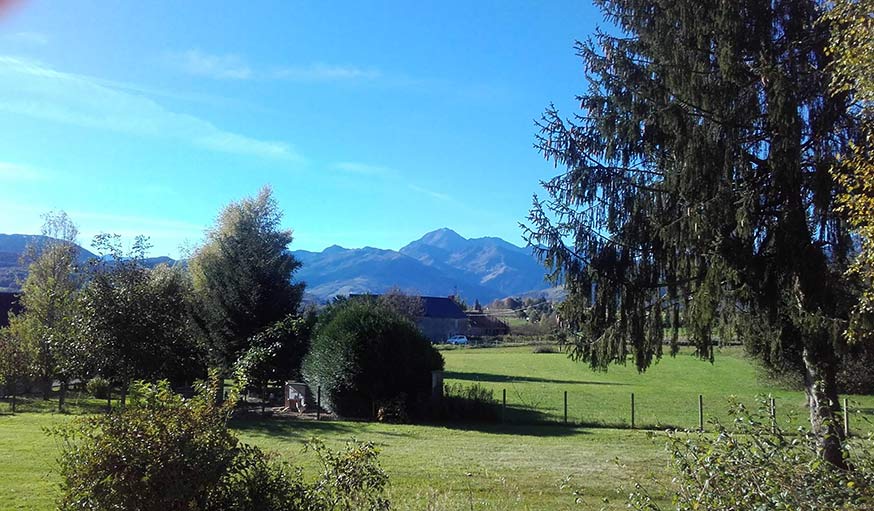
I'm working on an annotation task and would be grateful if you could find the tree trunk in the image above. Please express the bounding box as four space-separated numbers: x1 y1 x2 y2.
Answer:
803 347 847 469
58 380 68 413
42 378 52 401
120 383 127 409
261 382 266 415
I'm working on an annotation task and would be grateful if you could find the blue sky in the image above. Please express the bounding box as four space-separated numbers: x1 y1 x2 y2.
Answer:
0 1 602 258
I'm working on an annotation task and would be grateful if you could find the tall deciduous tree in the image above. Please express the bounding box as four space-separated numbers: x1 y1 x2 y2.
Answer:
827 0 874 340
524 0 860 466
190 186 304 369
7 211 83 410
78 235 194 406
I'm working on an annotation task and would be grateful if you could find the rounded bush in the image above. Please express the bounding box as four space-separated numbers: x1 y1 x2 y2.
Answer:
302 300 444 418
86 377 111 399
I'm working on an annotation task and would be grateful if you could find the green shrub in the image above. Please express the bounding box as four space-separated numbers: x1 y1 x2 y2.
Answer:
86 377 111 399
838 343 874 395
439 383 499 422
532 344 557 354
51 375 391 511
303 300 443 419
304 439 390 511
623 400 874 510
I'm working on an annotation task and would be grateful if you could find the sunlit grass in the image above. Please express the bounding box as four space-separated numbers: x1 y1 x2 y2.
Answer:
2 345 871 510
442 345 874 433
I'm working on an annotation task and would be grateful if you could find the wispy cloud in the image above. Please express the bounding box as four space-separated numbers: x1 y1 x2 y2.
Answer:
0 56 299 160
0 161 45 182
333 161 395 177
333 162 454 203
5 32 49 46
163 49 252 80
164 49 380 83
272 64 381 82
409 184 452 202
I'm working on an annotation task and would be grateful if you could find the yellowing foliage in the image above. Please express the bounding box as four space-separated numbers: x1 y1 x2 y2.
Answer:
827 0 874 339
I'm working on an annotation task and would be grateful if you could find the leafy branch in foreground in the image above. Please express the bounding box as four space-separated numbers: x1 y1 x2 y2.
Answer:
49 372 390 511
621 400 874 511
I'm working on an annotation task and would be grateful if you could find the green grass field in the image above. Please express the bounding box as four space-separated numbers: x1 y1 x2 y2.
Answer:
1 345 871 510
442 345 874 433
0 412 670 510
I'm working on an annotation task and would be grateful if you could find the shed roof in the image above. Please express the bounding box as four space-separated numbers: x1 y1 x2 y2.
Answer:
421 296 467 319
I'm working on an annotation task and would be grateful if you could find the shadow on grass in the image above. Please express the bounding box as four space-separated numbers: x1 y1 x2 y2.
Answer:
444 371 626 386
231 416 418 441
432 403 597 436
232 407 597 439
431 420 592 437
0 395 108 415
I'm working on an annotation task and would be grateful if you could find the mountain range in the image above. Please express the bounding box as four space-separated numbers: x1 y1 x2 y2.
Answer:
0 229 557 303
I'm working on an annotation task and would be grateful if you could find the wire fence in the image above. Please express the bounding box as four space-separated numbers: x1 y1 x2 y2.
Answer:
489 388 873 436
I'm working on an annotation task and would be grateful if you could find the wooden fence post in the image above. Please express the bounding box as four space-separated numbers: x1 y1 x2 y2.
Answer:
769 397 776 434
844 398 850 438
563 390 568 425
698 394 704 432
502 389 507 424
316 386 321 421
630 393 635 429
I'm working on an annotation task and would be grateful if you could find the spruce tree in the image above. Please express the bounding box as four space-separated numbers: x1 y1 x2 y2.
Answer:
190 186 304 369
525 0 859 466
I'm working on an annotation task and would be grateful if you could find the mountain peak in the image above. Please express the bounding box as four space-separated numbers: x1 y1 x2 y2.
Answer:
416 228 467 250
323 244 346 253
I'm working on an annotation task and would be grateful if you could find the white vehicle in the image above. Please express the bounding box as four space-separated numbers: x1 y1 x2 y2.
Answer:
447 335 469 345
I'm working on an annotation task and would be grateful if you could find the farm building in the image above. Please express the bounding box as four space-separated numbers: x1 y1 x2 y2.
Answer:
466 312 509 337
348 293 472 342
416 296 470 343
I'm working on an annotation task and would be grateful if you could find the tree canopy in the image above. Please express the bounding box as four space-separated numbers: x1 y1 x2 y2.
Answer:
190 186 304 369
827 0 874 340
303 299 444 419
524 0 861 465
78 234 195 404
6 211 83 408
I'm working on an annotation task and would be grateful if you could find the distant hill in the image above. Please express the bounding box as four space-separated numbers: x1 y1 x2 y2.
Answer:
1 229 559 303
291 243 498 301
293 228 555 303
0 234 175 292
399 228 551 299
0 234 97 291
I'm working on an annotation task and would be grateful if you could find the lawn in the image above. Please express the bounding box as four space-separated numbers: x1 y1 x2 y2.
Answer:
442 345 874 434
1 345 871 510
0 412 670 510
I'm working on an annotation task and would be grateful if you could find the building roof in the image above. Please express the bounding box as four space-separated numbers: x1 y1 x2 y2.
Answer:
348 293 468 319
421 296 467 319
466 313 510 331
0 291 20 328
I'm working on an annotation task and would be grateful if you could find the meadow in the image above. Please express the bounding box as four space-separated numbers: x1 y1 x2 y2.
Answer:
441 345 874 433
2 345 872 510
